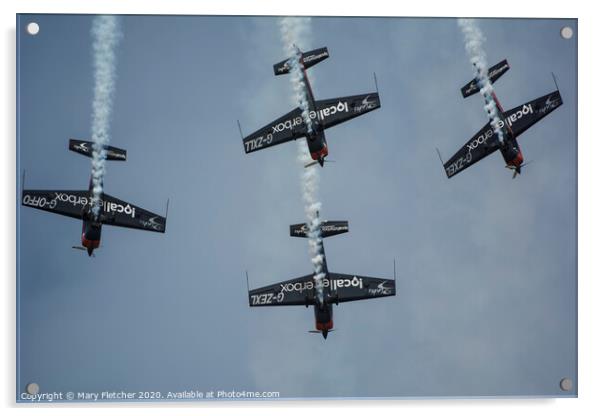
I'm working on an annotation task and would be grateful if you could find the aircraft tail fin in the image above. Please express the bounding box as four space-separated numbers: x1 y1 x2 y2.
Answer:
461 59 510 98
274 47 329 76
290 220 349 238
69 139 127 161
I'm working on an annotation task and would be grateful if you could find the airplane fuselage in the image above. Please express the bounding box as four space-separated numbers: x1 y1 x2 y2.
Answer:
299 61 328 166
81 176 102 256
310 236 333 338
307 130 328 166
490 91 524 172
313 302 333 338
81 217 101 256
500 137 524 172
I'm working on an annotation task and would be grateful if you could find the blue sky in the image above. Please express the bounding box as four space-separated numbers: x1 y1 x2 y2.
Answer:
17 15 577 400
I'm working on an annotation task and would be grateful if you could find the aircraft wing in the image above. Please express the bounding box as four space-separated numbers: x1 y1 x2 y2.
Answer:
100 194 166 233
242 107 308 154
314 92 380 130
21 189 88 220
249 274 315 306
328 273 396 303
501 90 563 139
22 190 166 232
443 122 502 178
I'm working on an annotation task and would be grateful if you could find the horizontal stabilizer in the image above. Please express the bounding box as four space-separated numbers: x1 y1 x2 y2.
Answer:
461 59 510 98
290 221 349 238
69 139 127 161
274 47 329 76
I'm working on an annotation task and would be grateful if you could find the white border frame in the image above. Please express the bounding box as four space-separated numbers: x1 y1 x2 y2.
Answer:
3 1 598 415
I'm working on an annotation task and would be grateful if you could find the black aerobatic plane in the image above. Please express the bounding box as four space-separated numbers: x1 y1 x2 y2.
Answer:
239 46 381 167
439 59 563 178
21 139 167 256
247 219 396 339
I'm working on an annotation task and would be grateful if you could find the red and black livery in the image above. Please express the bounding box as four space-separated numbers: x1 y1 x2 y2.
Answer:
21 139 167 256
440 59 563 179
240 46 381 167
247 219 396 339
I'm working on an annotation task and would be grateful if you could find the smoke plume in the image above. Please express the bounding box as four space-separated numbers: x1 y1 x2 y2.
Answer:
458 18 505 144
279 17 326 303
90 15 121 218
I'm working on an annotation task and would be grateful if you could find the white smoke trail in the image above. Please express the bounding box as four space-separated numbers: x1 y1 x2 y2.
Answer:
279 17 326 303
298 144 326 301
279 17 313 134
90 15 121 218
458 18 505 144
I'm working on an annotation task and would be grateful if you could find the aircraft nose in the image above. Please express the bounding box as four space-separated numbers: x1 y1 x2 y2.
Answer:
515 151 524 167
322 331 328 339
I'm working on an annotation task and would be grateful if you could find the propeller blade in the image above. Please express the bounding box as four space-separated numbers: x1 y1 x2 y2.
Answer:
521 160 534 168
506 161 532 179
304 159 335 168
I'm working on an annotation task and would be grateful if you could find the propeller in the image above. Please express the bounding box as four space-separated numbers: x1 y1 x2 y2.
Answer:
505 160 533 179
304 160 335 168
308 329 336 339
72 246 95 257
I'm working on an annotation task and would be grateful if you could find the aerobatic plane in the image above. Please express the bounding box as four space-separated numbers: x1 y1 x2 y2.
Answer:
239 46 381 167
247 219 395 339
439 59 563 178
21 139 167 256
